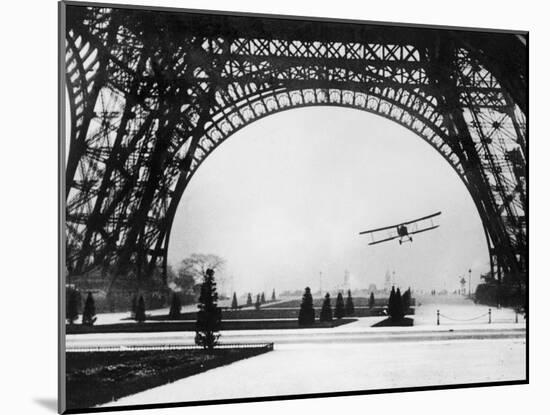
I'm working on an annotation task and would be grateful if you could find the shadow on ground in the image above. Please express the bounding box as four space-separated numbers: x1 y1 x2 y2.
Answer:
34 398 57 412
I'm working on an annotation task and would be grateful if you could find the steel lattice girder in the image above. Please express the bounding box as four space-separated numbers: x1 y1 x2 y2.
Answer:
63 5 527 288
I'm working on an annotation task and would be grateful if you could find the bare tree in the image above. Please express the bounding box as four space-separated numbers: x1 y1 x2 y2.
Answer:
174 254 225 294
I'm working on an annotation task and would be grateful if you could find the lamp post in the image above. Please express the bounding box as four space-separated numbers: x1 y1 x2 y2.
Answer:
468 268 472 298
459 276 466 295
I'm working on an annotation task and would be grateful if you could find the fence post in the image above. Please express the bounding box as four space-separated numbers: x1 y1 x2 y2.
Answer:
515 311 518 323
488 308 492 324
437 309 440 326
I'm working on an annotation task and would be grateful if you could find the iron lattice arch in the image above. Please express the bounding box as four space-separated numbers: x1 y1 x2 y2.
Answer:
64 5 526 289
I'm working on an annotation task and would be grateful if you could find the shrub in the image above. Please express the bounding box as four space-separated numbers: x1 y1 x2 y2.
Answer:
130 295 137 318
260 292 266 303
66 288 80 325
168 292 182 319
334 292 345 319
345 290 355 315
246 293 253 306
388 287 404 321
271 289 276 301
394 288 404 320
298 287 315 326
475 282 525 308
387 286 396 317
82 292 97 326
369 292 375 309
402 288 411 313
255 294 261 310
195 269 222 350
319 293 333 322
231 292 238 309
135 296 146 323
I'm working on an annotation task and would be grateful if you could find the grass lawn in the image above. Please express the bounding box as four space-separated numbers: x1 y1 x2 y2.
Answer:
66 317 357 334
146 307 386 320
263 297 395 308
66 346 271 410
372 317 414 327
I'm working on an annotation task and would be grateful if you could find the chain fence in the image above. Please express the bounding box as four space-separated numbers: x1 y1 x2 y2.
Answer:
436 308 524 325
67 342 274 353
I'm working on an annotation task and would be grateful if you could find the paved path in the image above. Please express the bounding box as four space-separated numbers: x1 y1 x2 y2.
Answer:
68 296 525 349
76 296 526 409
67 324 524 349
105 336 525 407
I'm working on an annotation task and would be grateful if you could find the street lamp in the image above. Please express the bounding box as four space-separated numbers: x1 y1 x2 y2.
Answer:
459 276 466 295
468 268 472 298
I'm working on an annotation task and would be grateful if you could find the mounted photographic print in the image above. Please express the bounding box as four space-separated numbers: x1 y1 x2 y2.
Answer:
59 1 528 413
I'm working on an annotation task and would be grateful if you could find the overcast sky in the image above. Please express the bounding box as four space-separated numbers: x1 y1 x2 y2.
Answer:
167 106 489 296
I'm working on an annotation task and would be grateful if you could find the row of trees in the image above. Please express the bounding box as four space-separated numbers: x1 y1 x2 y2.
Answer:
67 287 152 325
298 287 356 325
388 286 412 321
66 256 224 352
474 275 526 309
66 289 98 326
235 289 276 310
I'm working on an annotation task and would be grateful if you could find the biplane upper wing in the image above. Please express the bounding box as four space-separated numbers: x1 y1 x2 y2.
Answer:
358 211 441 235
359 211 441 245
358 224 398 235
401 211 442 226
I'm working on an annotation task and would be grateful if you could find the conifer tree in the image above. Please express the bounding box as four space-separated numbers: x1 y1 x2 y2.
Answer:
334 292 345 319
195 269 222 350
231 292 238 309
66 288 80 325
135 295 146 323
319 293 333 322
255 294 261 310
246 293 253 306
369 292 375 309
169 292 182 319
260 292 266 303
345 290 355 315
82 292 97 326
271 289 276 301
394 287 405 320
298 286 315 326
402 288 411 313
388 286 396 318
130 295 137 318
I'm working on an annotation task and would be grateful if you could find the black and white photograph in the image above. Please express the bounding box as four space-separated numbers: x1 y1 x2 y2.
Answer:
58 1 527 413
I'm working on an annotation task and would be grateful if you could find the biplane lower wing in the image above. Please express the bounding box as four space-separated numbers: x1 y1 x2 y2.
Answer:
409 225 439 236
368 235 400 245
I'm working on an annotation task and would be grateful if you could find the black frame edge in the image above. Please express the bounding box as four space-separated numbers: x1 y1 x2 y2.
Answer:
62 0 528 35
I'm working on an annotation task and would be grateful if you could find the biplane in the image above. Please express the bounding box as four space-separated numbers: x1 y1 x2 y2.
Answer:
359 211 441 246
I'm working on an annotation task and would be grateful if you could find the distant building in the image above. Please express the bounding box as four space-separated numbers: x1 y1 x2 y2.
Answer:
384 270 392 292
